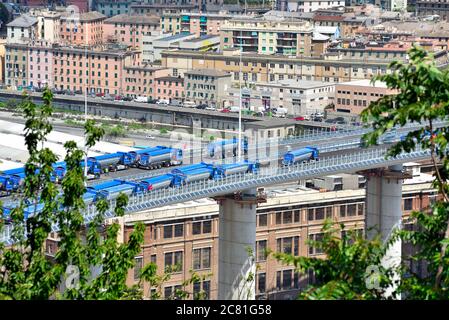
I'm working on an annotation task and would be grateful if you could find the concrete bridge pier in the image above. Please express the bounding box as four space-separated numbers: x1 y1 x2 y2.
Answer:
363 164 410 297
215 188 266 300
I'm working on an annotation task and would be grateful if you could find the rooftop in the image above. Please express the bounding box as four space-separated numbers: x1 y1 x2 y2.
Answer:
339 79 388 88
262 79 335 89
183 34 219 43
7 15 38 28
185 68 231 77
155 76 184 82
60 11 106 22
104 13 160 25
158 33 194 42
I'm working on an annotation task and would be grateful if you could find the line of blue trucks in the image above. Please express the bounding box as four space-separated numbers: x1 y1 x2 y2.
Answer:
0 144 319 218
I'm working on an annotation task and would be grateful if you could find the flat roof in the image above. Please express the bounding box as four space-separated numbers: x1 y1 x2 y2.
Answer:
155 76 184 82
104 13 160 25
262 79 335 89
338 79 388 88
158 33 194 42
185 68 231 77
183 35 219 43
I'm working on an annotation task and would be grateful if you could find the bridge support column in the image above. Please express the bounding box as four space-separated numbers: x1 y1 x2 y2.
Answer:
363 164 410 298
215 188 266 300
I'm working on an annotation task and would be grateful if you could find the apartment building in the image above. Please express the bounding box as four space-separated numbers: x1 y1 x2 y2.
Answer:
161 49 389 85
130 3 198 15
6 15 39 44
161 12 232 36
416 0 449 20
153 76 184 101
118 164 435 299
94 0 133 17
220 17 314 57
52 44 140 95
334 79 397 114
287 0 345 12
36 10 61 43
227 79 335 115
28 41 54 88
103 13 161 49
184 69 231 107
4 43 29 88
59 11 106 46
123 64 171 97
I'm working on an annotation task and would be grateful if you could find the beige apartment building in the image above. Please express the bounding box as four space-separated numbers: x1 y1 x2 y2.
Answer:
184 69 231 107
123 64 171 98
334 79 398 114
161 48 392 85
161 12 231 36
220 17 314 57
103 13 161 49
117 164 436 299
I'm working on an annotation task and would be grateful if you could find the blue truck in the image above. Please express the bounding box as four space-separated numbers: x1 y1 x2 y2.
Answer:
282 147 319 166
207 137 249 158
171 167 214 187
86 152 133 175
212 160 259 179
128 146 166 166
138 148 183 169
140 174 175 191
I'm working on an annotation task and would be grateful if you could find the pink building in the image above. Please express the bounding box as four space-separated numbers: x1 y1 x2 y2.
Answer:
123 65 171 98
28 41 53 88
153 76 184 101
66 0 90 13
53 44 140 95
103 14 160 49
335 79 397 114
59 11 106 46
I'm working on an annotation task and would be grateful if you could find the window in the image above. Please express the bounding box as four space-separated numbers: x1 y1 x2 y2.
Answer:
164 223 184 238
193 280 210 299
404 198 413 211
134 256 143 281
256 240 267 262
277 236 300 255
257 272 266 294
257 214 267 227
150 254 156 264
164 251 183 272
276 269 299 291
192 220 212 235
192 247 211 270
309 233 324 255
276 212 282 224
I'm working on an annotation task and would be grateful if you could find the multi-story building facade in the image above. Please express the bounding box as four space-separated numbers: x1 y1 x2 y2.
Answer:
227 80 335 115
287 0 345 12
59 11 106 46
28 41 54 88
184 69 231 107
130 3 198 15
6 15 39 44
161 45 449 85
37 11 61 43
220 17 314 57
161 12 232 36
118 164 435 299
4 43 29 88
52 44 140 95
153 75 184 101
416 0 449 20
123 64 171 98
93 0 133 17
103 13 161 49
334 79 397 114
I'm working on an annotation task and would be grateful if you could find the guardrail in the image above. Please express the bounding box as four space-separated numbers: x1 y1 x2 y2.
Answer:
0 144 432 244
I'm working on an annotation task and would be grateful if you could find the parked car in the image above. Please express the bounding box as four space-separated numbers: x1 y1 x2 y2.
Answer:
220 108 231 113
74 90 83 95
147 99 158 104
146 134 156 140
294 116 305 121
102 94 115 101
134 96 148 103
156 99 170 105
122 96 132 101
65 90 75 96
182 101 196 108
205 106 216 111
96 92 105 97
196 104 207 109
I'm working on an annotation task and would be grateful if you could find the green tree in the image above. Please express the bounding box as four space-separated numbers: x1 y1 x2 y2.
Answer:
0 4 10 31
0 89 206 299
361 45 449 299
273 221 393 299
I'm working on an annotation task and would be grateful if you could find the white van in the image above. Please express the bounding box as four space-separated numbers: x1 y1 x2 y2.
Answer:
182 101 196 108
229 106 240 113
273 107 288 118
156 99 170 105
133 96 148 103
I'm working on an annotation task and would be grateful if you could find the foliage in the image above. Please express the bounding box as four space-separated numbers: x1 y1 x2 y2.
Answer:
0 88 206 300
159 128 169 135
273 221 393 300
361 45 449 298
